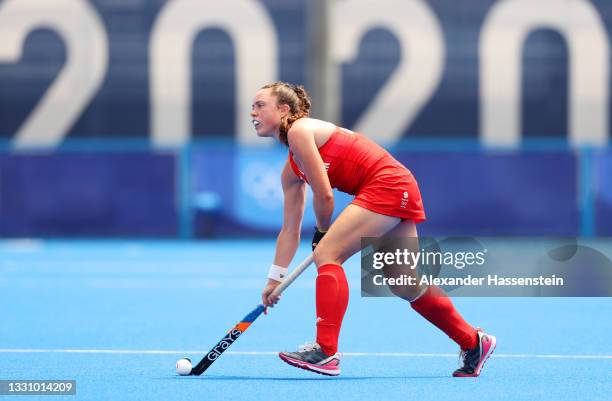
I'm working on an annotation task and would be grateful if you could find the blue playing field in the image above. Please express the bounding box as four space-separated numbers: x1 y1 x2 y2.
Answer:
1 240 610 401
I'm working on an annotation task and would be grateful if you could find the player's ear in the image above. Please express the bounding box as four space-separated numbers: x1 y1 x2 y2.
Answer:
277 103 290 118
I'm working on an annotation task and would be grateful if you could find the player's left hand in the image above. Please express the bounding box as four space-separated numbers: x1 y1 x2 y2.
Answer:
312 227 327 250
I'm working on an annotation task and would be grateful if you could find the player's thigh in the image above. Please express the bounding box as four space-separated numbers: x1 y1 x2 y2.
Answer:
378 219 425 300
313 204 400 266
385 218 418 238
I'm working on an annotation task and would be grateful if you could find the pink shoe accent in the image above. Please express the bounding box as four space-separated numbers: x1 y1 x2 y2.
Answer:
278 353 341 376
453 330 497 378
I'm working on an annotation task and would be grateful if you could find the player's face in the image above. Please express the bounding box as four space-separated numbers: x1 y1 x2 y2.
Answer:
251 89 285 137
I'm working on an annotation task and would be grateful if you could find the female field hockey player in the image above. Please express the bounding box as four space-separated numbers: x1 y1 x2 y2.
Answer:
254 82 496 377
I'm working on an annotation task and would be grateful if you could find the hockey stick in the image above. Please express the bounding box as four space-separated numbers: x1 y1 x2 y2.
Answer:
189 253 314 375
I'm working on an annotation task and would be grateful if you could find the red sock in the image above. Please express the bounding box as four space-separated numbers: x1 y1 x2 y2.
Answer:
316 263 349 356
410 285 477 350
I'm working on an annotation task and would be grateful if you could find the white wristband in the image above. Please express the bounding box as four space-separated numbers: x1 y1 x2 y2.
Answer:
268 264 288 282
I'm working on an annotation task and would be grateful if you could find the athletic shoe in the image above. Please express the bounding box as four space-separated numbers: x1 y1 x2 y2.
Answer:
279 342 341 376
453 328 496 377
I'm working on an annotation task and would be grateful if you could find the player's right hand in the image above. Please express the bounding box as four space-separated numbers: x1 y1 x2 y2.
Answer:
262 279 282 314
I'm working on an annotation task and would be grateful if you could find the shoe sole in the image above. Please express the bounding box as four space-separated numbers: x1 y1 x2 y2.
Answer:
453 334 497 378
278 353 340 376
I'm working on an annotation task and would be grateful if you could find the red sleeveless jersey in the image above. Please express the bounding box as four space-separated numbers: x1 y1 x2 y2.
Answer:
288 127 426 222
289 127 392 194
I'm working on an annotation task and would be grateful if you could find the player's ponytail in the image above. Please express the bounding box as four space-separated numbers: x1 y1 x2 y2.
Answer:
261 82 311 146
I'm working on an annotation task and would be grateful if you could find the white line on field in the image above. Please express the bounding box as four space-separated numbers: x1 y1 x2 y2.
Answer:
0 349 610 359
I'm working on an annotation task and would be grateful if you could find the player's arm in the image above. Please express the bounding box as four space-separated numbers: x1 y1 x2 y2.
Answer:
273 159 307 267
262 160 306 308
287 121 334 231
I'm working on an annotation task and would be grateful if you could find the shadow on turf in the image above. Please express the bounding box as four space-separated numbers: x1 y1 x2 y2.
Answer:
157 375 448 381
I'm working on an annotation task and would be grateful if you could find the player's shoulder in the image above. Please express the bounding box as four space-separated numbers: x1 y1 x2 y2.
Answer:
289 117 317 133
288 118 335 141
287 118 316 147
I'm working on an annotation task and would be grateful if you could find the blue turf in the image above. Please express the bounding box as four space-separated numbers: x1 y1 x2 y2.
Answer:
0 240 611 401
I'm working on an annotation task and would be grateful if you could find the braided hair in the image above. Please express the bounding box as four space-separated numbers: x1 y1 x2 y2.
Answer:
261 81 311 146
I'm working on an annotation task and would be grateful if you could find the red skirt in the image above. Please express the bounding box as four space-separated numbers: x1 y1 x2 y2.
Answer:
351 157 426 223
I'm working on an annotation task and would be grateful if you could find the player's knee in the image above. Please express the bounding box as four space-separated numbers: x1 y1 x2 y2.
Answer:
312 246 328 266
313 244 344 267
388 282 425 302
